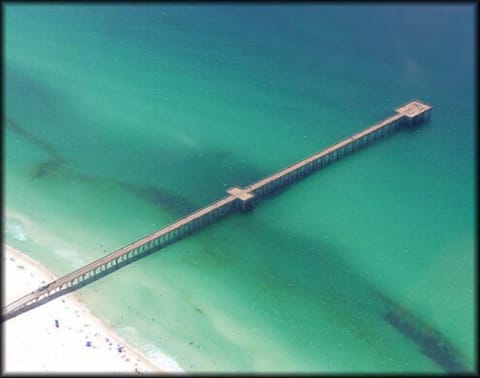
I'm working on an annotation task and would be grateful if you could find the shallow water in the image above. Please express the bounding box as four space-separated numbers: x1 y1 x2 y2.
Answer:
4 4 475 373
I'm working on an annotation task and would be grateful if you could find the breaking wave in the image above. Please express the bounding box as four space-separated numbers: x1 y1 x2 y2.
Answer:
5 220 28 241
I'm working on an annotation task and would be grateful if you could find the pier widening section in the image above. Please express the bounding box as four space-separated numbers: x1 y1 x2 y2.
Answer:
2 99 432 321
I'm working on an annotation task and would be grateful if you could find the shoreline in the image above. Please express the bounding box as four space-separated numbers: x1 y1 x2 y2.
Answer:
2 243 183 374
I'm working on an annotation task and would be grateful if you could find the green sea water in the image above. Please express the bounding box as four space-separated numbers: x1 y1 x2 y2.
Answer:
4 4 475 373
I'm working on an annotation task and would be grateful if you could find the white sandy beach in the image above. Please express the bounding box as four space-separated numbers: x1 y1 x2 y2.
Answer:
2 244 183 374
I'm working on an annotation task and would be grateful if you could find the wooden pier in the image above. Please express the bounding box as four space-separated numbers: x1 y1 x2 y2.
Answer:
2 99 432 321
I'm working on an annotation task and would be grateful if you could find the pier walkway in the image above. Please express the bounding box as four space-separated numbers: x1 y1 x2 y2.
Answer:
2 99 432 321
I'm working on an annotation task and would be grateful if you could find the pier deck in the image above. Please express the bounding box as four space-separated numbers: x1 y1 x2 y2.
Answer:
2 99 432 321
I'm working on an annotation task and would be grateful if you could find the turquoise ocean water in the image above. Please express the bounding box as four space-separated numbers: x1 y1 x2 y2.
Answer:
4 4 475 373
